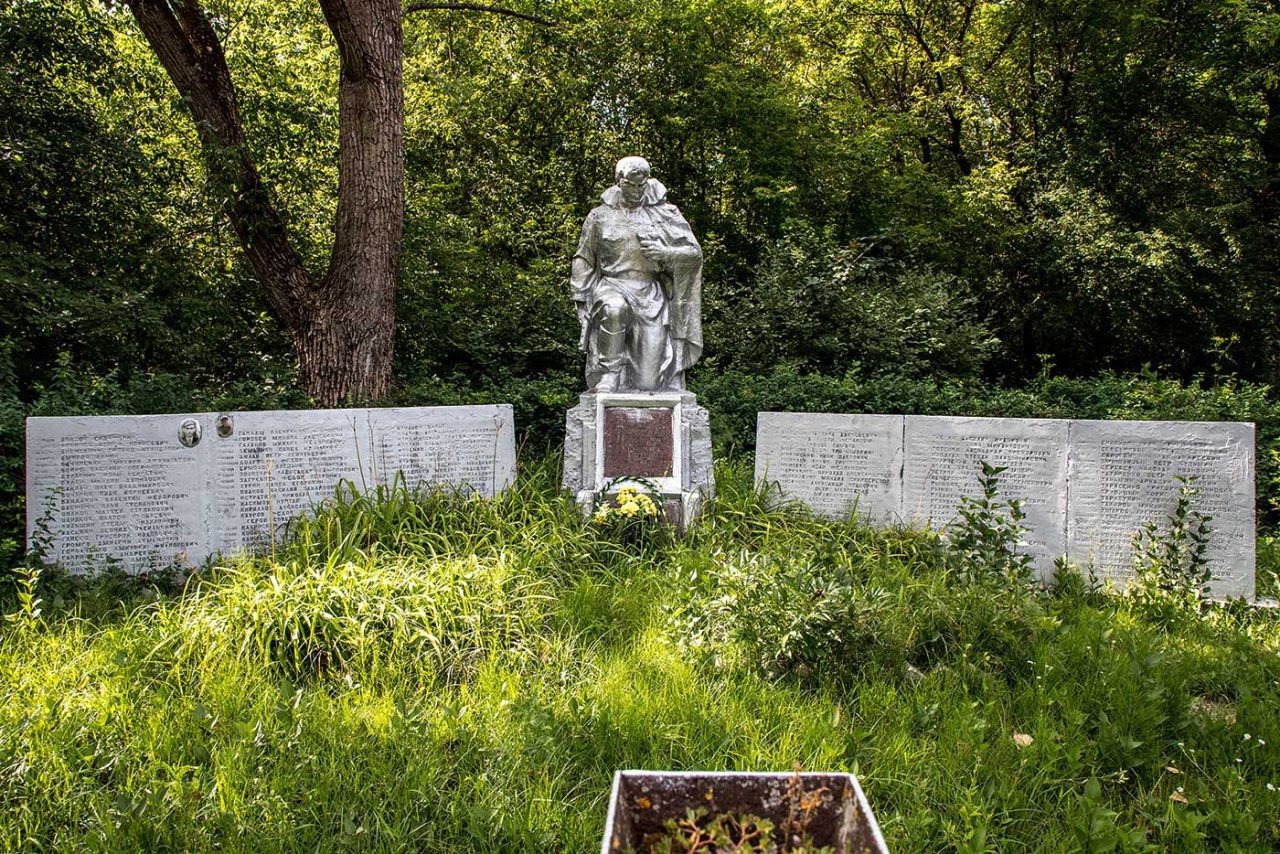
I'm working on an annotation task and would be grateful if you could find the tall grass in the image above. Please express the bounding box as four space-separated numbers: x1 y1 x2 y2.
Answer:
1 456 1277 851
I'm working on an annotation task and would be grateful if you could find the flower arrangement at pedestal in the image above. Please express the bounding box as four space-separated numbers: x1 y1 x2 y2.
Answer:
592 483 659 523
591 478 666 547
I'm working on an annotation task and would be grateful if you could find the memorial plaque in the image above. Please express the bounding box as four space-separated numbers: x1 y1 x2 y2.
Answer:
1066 419 1254 599
754 410 1257 599
28 405 515 573
209 410 360 552
903 415 1069 577
754 413 904 521
602 407 674 478
25 415 210 571
366 407 514 496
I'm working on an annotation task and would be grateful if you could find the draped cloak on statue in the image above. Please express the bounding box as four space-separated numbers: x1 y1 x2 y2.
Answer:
570 178 703 391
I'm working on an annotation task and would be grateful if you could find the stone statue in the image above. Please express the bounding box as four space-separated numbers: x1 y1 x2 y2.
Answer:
571 156 703 392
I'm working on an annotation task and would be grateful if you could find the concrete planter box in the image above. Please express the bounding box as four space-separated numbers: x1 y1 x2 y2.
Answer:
601 770 888 853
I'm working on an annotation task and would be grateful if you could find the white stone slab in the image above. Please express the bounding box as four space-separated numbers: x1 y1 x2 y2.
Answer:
754 413 904 521
25 415 211 572
1066 419 1254 599
364 405 515 498
903 415 1069 577
27 405 515 572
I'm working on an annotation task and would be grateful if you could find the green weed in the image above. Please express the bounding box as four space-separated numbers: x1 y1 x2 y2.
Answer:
945 461 1035 585
1130 476 1215 619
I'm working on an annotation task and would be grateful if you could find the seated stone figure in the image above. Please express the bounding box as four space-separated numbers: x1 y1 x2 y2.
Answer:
571 156 703 392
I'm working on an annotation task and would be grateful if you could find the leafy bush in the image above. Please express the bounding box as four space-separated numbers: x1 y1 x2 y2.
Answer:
1129 476 1215 621
669 513 921 686
944 462 1035 585
706 226 997 381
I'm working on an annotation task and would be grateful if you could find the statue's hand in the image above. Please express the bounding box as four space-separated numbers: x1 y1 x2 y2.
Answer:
637 236 670 266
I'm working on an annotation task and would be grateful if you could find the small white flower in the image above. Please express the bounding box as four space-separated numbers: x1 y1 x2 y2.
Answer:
1268 783 1276 791
1260 739 1267 746
1236 757 1244 763
1245 733 1252 740
1176 786 1184 793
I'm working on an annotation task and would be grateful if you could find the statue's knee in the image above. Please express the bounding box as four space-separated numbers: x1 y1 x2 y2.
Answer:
594 294 629 328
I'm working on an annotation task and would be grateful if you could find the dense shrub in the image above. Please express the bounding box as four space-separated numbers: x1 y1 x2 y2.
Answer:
672 548 914 686
705 226 997 380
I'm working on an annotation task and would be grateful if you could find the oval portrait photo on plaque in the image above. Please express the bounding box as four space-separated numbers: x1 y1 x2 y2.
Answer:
178 417 202 448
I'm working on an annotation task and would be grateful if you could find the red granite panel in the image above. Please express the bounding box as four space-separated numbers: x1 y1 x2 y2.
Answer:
602 406 674 478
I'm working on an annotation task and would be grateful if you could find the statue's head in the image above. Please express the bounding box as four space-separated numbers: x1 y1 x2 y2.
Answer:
614 156 651 207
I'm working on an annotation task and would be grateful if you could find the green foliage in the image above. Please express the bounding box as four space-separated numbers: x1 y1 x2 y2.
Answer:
0 1 294 390
672 464 1050 691
674 549 911 687
4 562 41 629
946 462 1034 585
0 461 1278 850
637 804 832 853
176 547 551 682
640 809 774 854
707 226 996 381
1130 476 1215 613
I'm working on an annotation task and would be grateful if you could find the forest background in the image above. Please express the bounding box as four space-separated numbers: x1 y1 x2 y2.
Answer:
2 0 1280 560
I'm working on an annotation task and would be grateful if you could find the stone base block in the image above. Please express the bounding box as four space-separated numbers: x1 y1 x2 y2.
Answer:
563 391 713 526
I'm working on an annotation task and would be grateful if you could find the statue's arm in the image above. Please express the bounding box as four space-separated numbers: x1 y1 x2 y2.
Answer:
665 239 702 265
647 207 702 269
570 211 598 303
570 211 598 346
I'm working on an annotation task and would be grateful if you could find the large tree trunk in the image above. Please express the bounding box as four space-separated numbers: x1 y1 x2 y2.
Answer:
306 0 404 403
126 0 402 405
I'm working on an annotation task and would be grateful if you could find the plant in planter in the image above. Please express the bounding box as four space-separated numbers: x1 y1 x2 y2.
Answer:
603 770 886 854
635 774 837 852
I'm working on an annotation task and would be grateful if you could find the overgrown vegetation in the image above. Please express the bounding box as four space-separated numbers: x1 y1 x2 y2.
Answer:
1131 476 1216 608
3 0 1280 842
945 461 1034 585
1 460 1277 851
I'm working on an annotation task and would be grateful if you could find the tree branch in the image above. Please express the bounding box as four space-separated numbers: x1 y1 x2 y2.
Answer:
403 2 553 26
126 0 315 328
319 0 369 82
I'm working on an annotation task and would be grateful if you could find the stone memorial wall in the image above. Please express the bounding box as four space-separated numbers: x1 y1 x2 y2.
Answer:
903 417 1069 570
755 413 1256 598
754 413 902 521
1067 420 1254 599
27 405 515 573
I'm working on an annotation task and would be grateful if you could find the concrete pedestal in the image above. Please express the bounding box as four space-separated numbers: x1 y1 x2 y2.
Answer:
562 391 713 526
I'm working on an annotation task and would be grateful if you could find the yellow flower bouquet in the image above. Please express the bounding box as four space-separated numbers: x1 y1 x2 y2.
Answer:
591 478 667 545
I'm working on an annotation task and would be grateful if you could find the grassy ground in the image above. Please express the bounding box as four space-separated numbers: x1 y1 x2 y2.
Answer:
1 459 1278 852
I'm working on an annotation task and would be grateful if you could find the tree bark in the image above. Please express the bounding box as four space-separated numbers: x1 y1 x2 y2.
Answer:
314 0 403 403
126 0 402 405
